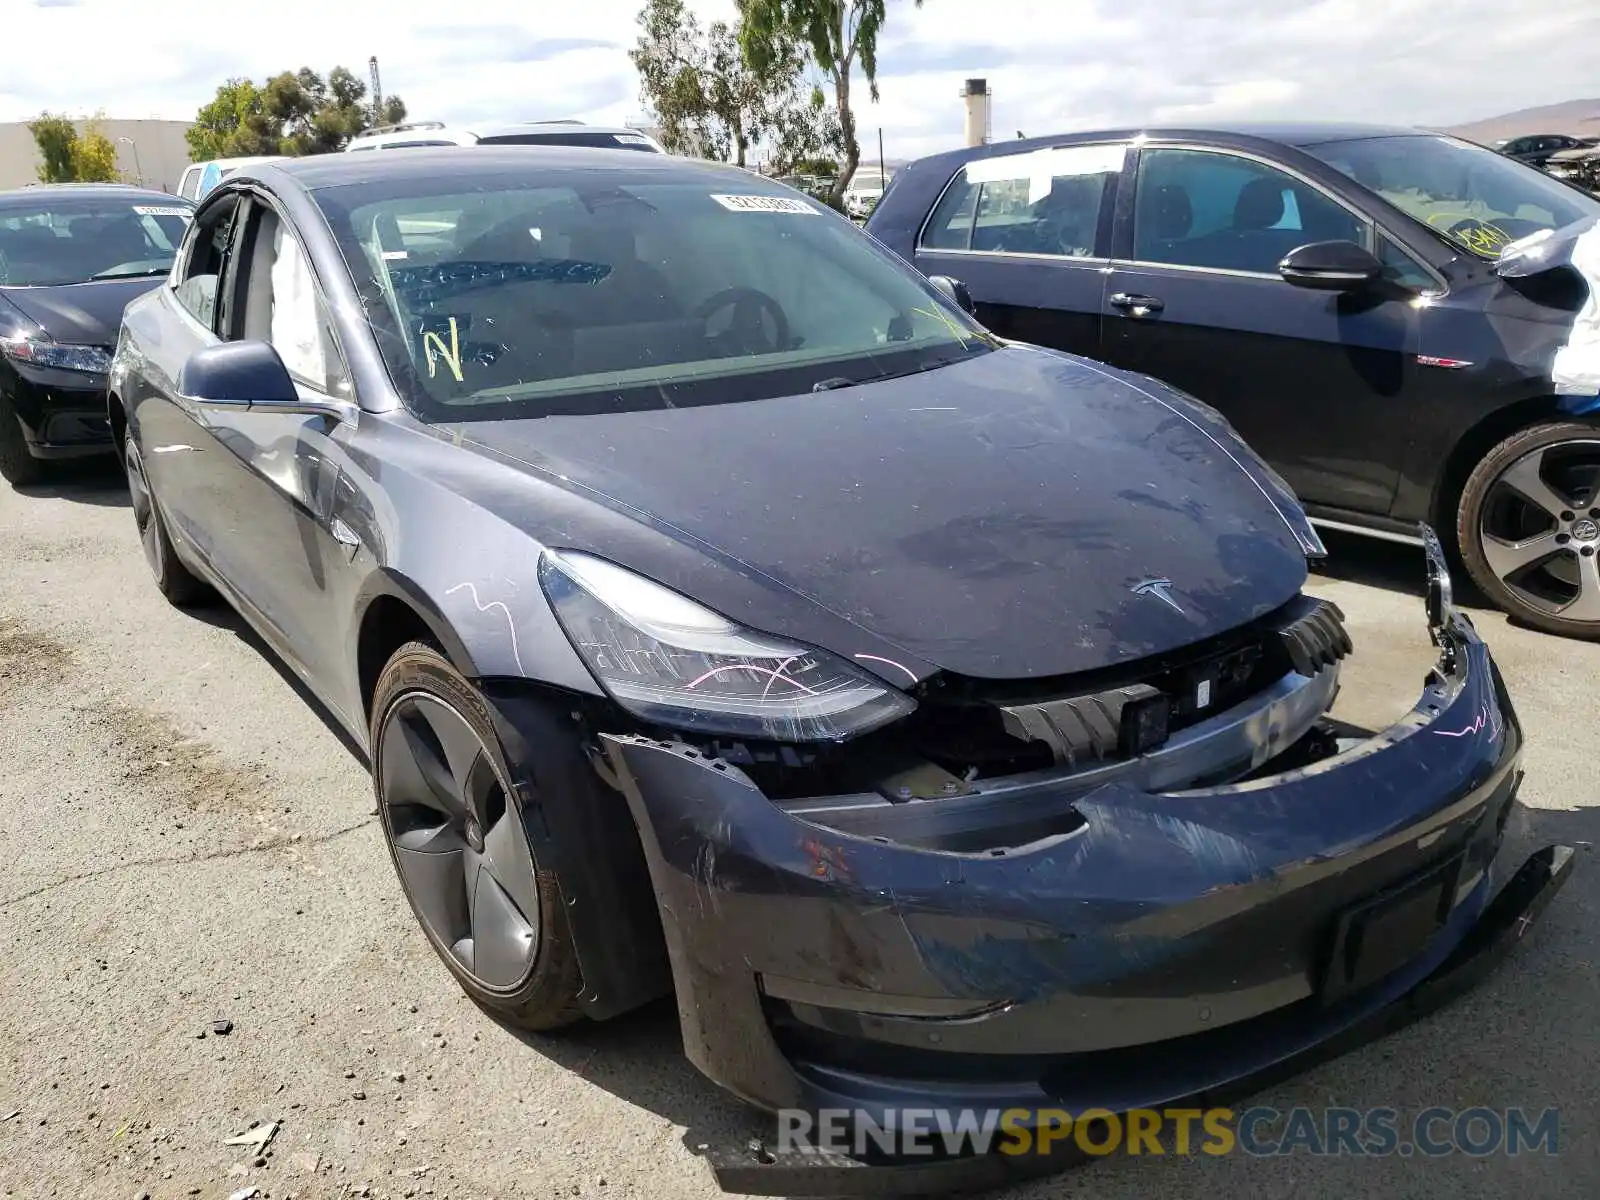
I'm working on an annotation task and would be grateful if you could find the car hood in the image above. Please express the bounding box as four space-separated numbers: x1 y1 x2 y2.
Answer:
0 278 163 346
445 345 1311 681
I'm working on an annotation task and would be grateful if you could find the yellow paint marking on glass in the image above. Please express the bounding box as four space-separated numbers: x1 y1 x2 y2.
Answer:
422 317 465 383
912 305 972 347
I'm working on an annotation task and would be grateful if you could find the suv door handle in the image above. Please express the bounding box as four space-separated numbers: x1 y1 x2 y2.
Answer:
1109 292 1164 317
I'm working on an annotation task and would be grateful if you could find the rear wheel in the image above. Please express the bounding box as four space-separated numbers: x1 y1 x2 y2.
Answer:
370 642 585 1030
124 430 210 606
1458 421 1600 639
0 393 44 486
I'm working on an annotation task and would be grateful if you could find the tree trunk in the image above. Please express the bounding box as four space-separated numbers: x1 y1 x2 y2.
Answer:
735 126 747 167
830 68 856 213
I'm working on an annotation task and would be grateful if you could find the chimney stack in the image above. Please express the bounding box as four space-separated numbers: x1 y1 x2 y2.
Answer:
961 78 991 148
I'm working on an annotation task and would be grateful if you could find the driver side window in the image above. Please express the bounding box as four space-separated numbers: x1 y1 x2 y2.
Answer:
232 206 351 398
173 194 239 330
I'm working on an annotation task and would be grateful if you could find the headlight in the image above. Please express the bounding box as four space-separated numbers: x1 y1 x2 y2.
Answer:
539 550 917 741
0 333 112 374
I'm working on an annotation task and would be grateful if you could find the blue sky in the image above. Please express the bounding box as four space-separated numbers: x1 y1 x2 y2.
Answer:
3 0 1596 161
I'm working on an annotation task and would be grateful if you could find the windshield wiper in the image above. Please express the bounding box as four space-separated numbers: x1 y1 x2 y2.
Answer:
89 267 171 281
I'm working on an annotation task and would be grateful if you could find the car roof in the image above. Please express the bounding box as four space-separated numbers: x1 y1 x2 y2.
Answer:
914 120 1436 172
254 146 744 190
466 122 655 140
0 183 188 207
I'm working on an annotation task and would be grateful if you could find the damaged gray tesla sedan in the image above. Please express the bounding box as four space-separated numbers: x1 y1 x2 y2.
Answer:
108 148 1572 1191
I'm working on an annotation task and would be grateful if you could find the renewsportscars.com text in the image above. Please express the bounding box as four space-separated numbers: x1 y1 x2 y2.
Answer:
776 1105 1560 1158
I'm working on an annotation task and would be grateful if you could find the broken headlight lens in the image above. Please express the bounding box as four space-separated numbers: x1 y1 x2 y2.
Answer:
539 550 917 742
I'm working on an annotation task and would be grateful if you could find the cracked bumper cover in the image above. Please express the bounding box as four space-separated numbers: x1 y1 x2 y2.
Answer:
599 604 1572 1169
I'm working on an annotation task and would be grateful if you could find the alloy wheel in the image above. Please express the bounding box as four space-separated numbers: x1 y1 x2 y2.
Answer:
377 692 541 991
1479 438 1600 621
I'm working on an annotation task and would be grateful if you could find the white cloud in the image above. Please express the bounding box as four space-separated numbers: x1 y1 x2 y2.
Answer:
1 0 1594 163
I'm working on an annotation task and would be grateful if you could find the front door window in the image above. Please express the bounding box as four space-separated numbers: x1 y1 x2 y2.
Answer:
1133 147 1367 275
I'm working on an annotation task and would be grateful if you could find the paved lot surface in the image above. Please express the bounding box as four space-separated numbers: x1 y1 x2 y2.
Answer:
1 461 1596 1200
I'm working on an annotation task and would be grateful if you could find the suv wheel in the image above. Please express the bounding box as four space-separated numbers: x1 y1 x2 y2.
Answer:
1458 421 1600 639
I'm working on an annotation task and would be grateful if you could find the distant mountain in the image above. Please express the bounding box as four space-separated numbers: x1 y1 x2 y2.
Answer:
1443 98 1600 145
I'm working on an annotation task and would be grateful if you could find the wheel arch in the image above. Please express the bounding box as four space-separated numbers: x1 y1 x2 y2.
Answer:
107 391 127 449
1431 395 1571 542
354 571 480 724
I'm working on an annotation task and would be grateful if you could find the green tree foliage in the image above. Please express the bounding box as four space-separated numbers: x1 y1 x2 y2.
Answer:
631 0 837 170
26 111 123 182
187 68 407 160
27 113 78 182
738 0 921 209
71 118 121 182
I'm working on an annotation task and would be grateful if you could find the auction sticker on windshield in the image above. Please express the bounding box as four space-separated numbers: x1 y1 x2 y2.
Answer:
132 206 192 219
711 194 818 214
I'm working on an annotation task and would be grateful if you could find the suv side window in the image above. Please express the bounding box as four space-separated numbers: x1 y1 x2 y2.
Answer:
1134 147 1368 275
918 144 1124 257
234 206 350 397
173 193 240 329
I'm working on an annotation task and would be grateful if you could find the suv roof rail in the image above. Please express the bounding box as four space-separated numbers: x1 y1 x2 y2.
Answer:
523 119 585 126
362 120 448 137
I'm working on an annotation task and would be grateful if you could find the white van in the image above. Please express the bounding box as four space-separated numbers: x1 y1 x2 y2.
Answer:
176 156 287 203
343 120 666 154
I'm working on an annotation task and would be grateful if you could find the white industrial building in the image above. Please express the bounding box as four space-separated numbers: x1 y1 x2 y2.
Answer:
0 118 194 192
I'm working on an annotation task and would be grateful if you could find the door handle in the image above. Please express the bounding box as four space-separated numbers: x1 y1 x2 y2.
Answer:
1109 292 1165 317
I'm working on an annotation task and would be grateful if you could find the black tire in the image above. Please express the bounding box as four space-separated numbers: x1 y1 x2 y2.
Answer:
0 392 44 487
1457 420 1600 639
370 642 585 1031
124 430 210 607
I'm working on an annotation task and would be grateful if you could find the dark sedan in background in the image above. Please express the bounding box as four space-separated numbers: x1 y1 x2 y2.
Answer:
108 147 1569 1189
868 123 1600 639
0 184 193 484
1496 132 1598 172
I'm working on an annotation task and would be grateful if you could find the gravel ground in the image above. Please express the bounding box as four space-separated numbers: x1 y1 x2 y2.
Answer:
1 460 1595 1200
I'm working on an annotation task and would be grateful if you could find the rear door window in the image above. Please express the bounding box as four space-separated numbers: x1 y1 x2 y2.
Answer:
917 144 1125 257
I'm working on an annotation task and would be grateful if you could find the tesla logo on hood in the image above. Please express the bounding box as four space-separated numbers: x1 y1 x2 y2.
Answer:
1131 577 1185 614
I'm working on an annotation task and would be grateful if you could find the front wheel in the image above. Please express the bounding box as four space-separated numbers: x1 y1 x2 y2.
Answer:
370 642 585 1030
0 392 43 486
1458 421 1600 639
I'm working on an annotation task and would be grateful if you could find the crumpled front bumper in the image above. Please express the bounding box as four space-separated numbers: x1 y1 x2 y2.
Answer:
599 577 1572 1192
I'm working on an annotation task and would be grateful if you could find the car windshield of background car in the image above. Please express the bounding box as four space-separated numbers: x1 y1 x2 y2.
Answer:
1309 134 1600 259
0 199 192 287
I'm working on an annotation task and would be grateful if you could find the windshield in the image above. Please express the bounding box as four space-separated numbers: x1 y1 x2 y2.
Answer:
0 197 192 286
314 173 992 420
1307 134 1600 259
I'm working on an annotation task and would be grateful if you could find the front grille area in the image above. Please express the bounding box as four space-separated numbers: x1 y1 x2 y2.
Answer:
713 594 1352 800
915 594 1349 771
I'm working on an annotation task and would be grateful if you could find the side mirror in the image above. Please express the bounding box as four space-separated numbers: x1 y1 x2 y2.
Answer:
177 340 353 424
1278 241 1384 292
927 274 976 314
